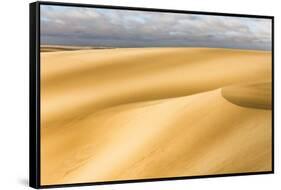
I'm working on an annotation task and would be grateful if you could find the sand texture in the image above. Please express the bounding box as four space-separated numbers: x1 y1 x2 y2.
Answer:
40 47 272 185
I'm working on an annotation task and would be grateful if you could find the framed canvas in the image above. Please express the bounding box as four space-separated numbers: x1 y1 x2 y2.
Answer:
29 1 274 188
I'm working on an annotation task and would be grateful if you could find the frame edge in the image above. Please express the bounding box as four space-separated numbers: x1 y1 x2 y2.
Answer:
32 1 274 189
29 1 40 189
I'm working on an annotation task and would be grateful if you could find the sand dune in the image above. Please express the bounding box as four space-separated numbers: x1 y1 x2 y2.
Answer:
40 48 272 185
41 48 271 126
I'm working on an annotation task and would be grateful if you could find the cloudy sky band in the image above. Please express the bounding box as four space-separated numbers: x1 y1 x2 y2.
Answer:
40 5 272 50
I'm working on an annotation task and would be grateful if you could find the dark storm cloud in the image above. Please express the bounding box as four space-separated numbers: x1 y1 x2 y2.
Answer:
40 5 272 50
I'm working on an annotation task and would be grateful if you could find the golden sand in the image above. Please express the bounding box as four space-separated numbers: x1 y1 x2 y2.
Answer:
40 47 272 185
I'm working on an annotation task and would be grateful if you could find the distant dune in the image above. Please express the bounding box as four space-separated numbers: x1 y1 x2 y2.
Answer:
40 47 272 185
40 45 113 52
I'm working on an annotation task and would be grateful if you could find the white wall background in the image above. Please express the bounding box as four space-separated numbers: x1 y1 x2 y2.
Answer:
0 0 279 189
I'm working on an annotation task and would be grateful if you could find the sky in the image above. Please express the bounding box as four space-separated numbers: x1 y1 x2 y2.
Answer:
40 5 272 50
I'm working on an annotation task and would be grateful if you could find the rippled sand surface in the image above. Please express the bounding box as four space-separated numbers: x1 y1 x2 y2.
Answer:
40 47 272 185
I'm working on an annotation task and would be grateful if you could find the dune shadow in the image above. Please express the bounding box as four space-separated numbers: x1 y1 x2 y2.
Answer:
221 82 272 110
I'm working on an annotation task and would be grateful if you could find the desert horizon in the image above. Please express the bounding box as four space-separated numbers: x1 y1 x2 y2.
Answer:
41 44 273 51
40 46 272 185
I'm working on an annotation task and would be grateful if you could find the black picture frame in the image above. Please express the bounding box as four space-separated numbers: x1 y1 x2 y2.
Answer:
29 1 274 189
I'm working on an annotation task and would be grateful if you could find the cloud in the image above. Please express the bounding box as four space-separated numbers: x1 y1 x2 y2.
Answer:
40 5 272 50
